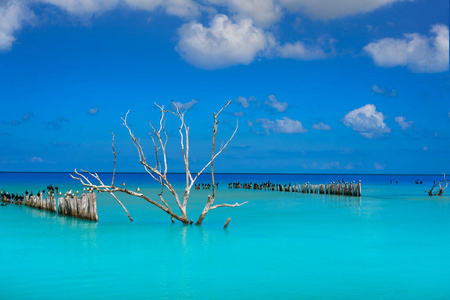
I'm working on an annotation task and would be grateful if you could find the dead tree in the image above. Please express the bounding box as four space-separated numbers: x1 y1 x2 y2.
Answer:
426 173 449 196
71 101 247 224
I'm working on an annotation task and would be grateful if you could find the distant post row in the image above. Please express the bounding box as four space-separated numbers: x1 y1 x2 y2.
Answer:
226 181 362 197
1 187 98 221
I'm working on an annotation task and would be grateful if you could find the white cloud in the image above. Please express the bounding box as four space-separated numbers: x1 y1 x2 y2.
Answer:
374 162 386 170
173 99 198 110
31 156 43 163
0 1 34 51
124 0 162 11
278 41 327 60
422 146 428 151
235 96 256 108
176 14 270 70
371 85 397 97
343 104 391 139
88 107 99 115
394 116 412 130
39 0 119 14
279 0 407 20
364 24 449 73
312 122 332 131
164 0 200 18
265 94 288 112
256 117 307 134
233 111 244 117
225 0 282 27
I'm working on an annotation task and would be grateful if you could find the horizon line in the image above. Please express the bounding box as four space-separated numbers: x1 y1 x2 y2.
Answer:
0 171 445 176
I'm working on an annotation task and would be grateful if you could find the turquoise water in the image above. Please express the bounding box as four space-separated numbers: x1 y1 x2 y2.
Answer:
1 173 449 299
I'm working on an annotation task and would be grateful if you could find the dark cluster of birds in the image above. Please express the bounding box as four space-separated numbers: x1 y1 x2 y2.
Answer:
194 183 219 190
228 181 318 192
1 185 59 206
228 181 292 191
1 189 25 205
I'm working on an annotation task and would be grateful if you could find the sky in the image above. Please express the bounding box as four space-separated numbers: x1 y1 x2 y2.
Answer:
0 0 449 174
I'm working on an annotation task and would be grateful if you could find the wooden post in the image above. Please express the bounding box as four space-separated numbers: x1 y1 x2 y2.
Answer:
224 217 231 229
358 180 362 197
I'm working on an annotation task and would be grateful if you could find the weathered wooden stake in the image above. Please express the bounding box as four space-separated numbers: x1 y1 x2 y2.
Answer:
224 217 231 229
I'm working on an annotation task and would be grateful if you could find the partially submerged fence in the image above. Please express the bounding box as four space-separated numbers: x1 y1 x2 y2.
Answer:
228 180 362 197
1 190 98 221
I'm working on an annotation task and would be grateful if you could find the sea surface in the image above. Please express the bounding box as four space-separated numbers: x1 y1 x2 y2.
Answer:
1 173 449 299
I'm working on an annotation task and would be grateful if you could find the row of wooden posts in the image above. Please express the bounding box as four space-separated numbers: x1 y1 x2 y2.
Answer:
1 191 98 221
228 181 362 197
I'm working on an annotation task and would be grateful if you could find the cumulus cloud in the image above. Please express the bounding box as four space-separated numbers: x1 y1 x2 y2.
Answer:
165 0 200 18
0 1 34 51
256 117 307 134
343 104 391 139
173 99 198 110
312 122 332 131
394 116 413 130
123 0 161 11
371 85 397 97
265 94 288 112
126 0 199 18
279 0 407 20
277 41 327 60
235 96 256 108
224 0 282 27
40 0 119 15
364 24 449 73
88 107 99 115
176 14 270 70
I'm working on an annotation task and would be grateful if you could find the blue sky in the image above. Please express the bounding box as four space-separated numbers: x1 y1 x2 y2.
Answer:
0 0 449 174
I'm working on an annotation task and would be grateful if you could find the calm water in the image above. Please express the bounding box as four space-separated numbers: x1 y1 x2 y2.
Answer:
1 173 449 299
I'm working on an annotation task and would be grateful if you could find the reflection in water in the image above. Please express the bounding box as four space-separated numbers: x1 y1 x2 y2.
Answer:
320 194 361 207
25 206 57 219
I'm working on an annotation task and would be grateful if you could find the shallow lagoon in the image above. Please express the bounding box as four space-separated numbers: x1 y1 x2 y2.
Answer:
1 173 449 299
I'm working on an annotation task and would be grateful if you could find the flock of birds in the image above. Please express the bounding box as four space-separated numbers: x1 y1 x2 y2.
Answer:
0 184 102 207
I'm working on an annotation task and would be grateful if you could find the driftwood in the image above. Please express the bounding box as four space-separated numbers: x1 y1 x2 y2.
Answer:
426 173 449 196
71 101 247 225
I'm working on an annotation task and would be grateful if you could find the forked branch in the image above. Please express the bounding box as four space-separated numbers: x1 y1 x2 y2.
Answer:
71 101 245 225
426 172 450 196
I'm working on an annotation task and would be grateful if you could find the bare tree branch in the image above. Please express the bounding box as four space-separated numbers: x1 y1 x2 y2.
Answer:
111 132 117 187
210 201 249 210
71 101 244 225
195 100 245 225
426 172 450 196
